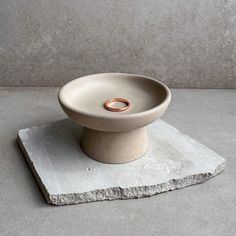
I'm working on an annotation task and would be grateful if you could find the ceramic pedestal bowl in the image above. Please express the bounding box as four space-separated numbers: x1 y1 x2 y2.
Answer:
58 73 171 164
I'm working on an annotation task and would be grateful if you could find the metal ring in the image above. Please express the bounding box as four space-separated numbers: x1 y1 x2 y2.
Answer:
104 98 130 112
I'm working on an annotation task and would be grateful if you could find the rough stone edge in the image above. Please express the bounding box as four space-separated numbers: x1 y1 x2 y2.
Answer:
47 162 225 205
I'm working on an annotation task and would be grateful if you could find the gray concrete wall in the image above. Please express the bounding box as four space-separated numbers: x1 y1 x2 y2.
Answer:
0 0 236 88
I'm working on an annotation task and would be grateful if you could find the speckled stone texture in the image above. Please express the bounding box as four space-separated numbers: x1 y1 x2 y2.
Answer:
1 0 236 88
18 119 225 205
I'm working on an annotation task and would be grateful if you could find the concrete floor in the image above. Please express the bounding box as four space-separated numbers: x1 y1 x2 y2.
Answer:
0 88 235 236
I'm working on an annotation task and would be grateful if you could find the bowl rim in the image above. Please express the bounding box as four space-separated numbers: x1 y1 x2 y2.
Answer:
58 72 171 120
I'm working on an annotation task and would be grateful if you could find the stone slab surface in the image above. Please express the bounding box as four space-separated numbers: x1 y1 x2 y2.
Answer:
18 119 225 205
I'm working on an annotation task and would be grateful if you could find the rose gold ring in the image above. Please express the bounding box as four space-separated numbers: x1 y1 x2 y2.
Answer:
104 98 130 112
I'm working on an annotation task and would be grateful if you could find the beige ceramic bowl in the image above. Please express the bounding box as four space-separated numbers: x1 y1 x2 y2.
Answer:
59 73 171 164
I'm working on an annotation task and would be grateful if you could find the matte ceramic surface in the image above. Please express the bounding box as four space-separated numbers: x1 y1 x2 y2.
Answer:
80 127 148 164
58 73 171 163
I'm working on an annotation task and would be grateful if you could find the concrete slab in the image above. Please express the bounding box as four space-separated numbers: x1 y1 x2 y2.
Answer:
18 119 225 205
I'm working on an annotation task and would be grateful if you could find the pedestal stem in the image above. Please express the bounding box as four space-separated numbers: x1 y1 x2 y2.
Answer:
80 127 148 164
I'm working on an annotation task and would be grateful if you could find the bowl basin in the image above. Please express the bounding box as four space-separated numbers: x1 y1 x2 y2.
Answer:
58 73 171 132
58 73 171 164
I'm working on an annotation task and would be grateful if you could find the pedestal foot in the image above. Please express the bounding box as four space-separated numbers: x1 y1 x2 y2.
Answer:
80 127 148 164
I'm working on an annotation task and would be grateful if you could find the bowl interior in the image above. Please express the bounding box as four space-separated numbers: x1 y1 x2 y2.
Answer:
59 73 168 117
